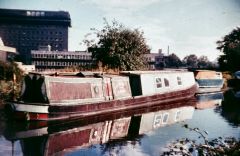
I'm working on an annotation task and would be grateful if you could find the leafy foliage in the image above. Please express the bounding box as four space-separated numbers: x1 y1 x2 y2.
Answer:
0 61 24 101
164 53 182 68
182 54 214 69
197 55 214 68
85 19 150 71
0 61 23 81
217 27 240 72
183 54 198 68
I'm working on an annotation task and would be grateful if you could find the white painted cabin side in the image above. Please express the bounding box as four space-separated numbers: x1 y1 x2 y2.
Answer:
121 71 196 96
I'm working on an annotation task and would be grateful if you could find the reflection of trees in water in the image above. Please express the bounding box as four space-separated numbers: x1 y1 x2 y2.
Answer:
0 111 6 136
214 90 240 127
20 137 48 156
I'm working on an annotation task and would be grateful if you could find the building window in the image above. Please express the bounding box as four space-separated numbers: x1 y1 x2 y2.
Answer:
156 78 162 88
177 77 182 85
26 11 31 16
40 12 45 16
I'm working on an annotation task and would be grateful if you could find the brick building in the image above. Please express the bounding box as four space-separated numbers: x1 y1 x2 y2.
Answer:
144 49 165 70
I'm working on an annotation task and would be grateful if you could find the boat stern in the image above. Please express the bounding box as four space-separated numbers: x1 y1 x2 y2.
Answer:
5 102 49 121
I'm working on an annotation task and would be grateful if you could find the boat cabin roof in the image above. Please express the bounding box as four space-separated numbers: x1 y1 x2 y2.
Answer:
194 70 222 79
28 70 190 78
195 70 218 72
120 70 189 76
28 71 128 79
28 71 105 77
194 70 221 75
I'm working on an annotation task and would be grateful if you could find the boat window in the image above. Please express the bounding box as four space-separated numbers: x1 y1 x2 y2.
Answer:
153 114 162 128
216 72 222 78
164 78 169 87
162 113 169 124
177 77 182 85
156 78 162 88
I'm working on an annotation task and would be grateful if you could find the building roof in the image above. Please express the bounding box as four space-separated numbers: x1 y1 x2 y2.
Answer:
31 50 91 55
0 8 71 26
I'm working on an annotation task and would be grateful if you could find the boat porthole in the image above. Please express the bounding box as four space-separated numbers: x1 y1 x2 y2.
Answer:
94 86 99 94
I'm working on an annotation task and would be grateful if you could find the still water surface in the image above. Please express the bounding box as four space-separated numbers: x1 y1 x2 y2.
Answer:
0 91 239 156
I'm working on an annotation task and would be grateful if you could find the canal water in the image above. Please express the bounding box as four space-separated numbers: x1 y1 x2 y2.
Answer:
0 91 239 156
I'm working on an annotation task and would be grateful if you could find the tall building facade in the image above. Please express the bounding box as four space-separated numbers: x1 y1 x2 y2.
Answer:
0 8 71 64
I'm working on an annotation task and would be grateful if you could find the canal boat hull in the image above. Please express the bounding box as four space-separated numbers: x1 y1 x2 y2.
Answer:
194 70 224 93
6 84 197 121
4 97 196 141
5 70 197 121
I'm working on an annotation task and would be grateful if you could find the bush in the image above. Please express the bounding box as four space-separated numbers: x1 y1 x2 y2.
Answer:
0 61 24 102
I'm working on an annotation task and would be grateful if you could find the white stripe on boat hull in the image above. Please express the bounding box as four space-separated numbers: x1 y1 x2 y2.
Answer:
13 103 49 113
197 87 222 93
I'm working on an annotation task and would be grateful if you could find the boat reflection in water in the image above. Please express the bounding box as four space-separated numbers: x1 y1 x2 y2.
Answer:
4 99 196 156
195 92 224 109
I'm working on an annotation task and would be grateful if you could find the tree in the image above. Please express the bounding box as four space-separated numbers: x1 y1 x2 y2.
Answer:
0 61 23 81
183 54 198 68
197 55 213 68
164 53 182 68
217 27 240 72
85 19 150 71
0 61 24 101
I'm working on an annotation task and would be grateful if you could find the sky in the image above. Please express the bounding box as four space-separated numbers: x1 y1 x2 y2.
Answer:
0 0 239 61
